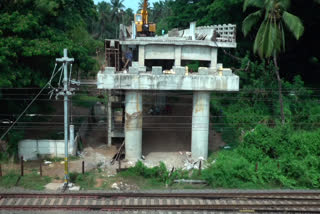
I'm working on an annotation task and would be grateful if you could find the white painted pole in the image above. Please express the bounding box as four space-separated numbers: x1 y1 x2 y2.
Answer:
56 48 74 185
63 49 69 185
69 125 74 155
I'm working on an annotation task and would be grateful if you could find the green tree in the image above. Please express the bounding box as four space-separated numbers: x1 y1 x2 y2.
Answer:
111 0 125 38
94 2 114 39
242 0 304 124
123 8 134 26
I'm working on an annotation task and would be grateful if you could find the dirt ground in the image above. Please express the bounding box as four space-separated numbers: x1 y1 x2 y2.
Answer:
141 94 226 168
4 94 225 179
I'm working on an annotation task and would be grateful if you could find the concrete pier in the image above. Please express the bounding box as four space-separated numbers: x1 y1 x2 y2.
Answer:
125 91 143 160
191 91 210 160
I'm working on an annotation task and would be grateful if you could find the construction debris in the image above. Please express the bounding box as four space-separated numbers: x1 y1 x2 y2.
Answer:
111 141 125 165
174 179 207 184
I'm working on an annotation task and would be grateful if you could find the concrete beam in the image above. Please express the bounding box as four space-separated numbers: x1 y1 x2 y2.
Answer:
191 91 210 160
125 91 143 161
97 71 239 91
121 39 237 49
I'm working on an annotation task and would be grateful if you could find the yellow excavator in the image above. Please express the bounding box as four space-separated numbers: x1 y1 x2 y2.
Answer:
134 0 156 36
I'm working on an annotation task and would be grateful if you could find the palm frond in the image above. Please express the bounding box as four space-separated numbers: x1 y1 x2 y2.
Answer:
243 0 264 12
254 19 283 58
282 11 304 40
242 10 263 36
261 19 274 58
253 20 267 57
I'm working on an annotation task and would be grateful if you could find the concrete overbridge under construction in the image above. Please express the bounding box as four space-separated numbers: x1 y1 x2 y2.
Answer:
97 22 239 161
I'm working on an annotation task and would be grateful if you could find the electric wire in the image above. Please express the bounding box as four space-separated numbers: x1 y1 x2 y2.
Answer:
0 65 63 141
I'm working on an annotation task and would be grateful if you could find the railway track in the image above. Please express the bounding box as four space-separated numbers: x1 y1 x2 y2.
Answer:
0 192 319 212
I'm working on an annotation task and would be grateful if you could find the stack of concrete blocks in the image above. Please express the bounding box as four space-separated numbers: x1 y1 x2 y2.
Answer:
173 66 186 75
198 67 209 75
104 67 115 74
215 63 233 76
129 61 146 74
152 66 162 75
213 24 236 43
221 68 233 76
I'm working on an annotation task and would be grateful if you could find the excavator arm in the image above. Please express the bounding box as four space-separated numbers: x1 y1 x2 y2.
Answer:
134 0 156 36
141 0 148 25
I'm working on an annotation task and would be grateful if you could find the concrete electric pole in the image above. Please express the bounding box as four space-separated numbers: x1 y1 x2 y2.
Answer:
56 49 74 185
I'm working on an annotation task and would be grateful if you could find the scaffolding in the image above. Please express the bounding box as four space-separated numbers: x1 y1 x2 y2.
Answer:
105 40 121 71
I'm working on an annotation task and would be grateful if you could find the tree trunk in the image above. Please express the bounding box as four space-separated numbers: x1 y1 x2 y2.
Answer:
273 54 285 124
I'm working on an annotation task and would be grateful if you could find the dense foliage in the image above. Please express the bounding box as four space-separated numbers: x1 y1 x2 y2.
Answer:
0 0 102 88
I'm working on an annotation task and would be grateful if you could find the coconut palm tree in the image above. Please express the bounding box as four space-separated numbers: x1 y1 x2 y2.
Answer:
242 0 304 124
111 0 125 38
111 0 125 23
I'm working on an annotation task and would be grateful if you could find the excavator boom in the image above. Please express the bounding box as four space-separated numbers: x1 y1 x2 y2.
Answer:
134 0 156 36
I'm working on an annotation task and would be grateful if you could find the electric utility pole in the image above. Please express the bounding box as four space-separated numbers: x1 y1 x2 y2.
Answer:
56 49 74 185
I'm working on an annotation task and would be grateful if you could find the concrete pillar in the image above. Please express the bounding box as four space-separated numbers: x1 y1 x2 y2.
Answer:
131 21 136 39
191 91 210 160
125 91 143 161
190 22 196 40
138 46 145 66
174 46 181 66
210 48 218 69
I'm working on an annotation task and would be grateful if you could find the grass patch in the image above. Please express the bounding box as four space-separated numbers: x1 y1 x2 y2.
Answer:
19 172 52 190
0 171 51 190
0 171 20 188
72 94 105 108
69 171 98 190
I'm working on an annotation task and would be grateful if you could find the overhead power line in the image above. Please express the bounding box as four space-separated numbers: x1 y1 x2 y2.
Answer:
0 64 63 141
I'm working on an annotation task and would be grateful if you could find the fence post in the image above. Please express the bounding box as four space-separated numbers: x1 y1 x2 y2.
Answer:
82 161 85 174
40 162 42 177
198 160 202 176
20 156 24 176
255 162 258 172
118 158 121 171
0 164 2 177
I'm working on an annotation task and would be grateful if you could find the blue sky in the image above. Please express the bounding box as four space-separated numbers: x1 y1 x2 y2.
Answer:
93 0 159 13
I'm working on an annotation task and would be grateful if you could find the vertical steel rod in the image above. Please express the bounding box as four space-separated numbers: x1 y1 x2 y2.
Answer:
82 161 85 175
40 162 42 177
20 156 24 176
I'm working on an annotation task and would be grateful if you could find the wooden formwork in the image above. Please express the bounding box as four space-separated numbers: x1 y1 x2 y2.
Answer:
105 40 121 71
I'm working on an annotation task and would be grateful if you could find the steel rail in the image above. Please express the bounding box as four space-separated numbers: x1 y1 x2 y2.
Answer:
1 203 320 213
1 192 320 200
